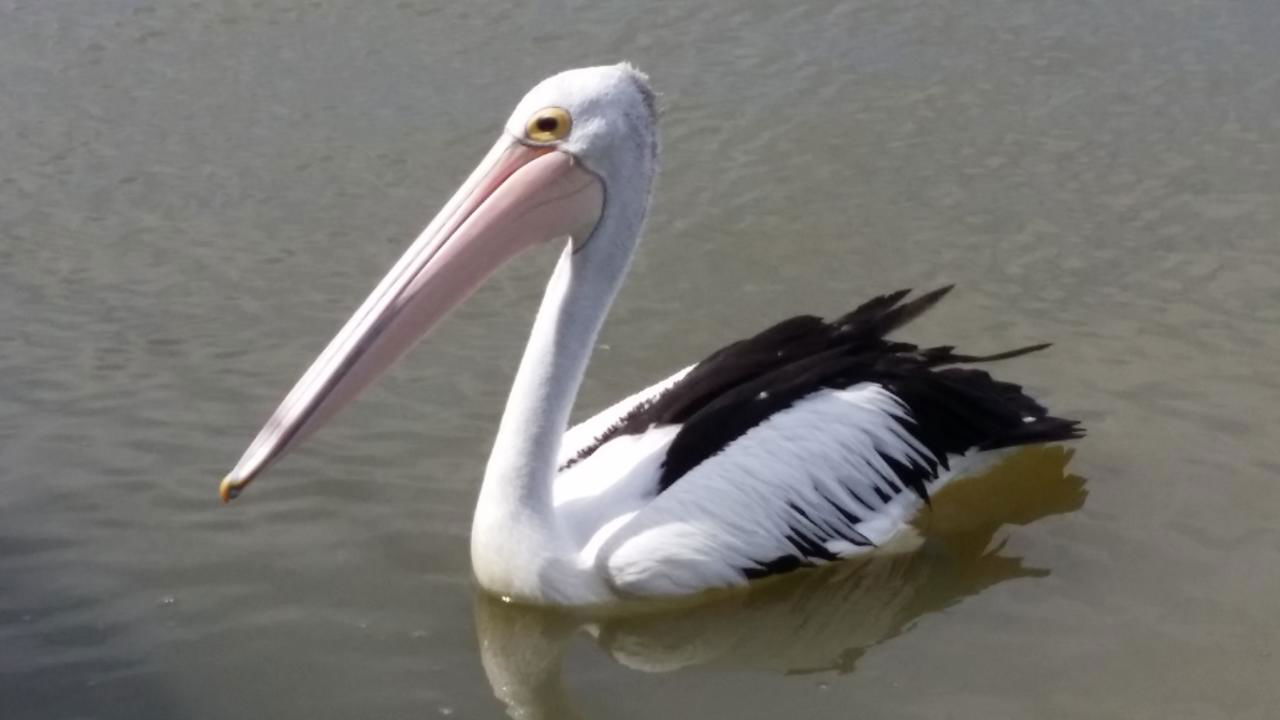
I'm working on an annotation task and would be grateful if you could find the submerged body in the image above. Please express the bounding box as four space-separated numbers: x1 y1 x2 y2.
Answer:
220 64 1082 607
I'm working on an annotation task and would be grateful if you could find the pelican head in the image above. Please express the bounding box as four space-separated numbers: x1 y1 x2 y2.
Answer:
220 63 659 502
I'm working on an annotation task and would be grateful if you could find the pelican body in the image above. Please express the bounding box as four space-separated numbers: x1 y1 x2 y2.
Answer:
220 64 1082 607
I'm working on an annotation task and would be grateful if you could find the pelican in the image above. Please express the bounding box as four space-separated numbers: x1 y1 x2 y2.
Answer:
219 63 1083 607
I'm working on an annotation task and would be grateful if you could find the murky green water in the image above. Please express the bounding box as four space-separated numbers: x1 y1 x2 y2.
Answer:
2 1 1278 717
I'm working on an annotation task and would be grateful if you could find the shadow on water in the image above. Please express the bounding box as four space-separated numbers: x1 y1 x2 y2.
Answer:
474 446 1087 719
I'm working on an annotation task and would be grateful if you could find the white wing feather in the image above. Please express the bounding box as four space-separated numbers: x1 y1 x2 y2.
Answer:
592 383 1006 597
556 364 693 469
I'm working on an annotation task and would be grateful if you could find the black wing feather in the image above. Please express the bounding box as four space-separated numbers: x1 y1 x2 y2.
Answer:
561 288 1083 489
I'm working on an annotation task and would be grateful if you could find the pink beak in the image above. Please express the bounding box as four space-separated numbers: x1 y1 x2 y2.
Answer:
220 137 604 502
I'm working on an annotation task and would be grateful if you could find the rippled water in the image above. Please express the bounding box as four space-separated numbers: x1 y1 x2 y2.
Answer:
2 1 1278 718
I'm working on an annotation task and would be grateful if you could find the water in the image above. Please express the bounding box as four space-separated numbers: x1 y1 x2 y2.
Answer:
2 0 1278 717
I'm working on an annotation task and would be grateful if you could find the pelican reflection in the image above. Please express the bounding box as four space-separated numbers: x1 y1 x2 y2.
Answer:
474 446 1086 718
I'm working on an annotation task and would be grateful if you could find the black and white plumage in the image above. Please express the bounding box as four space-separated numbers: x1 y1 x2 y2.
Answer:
478 447 1085 715
220 64 1083 607
551 286 1081 598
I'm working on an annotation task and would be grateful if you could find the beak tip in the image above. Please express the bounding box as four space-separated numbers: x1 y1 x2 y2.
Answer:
219 474 242 504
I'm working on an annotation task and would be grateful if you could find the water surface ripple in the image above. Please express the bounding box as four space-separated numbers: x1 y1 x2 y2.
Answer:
1 0 1278 718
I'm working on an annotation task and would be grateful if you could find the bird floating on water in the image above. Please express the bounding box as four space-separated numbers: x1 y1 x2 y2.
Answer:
220 63 1083 607
476 446 1085 716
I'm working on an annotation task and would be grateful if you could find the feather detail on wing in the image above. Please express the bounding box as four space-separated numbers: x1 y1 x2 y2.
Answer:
558 288 1083 597
557 365 692 470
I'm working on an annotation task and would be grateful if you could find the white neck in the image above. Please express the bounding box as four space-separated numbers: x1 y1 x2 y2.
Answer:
478 242 623 517
470 196 646 602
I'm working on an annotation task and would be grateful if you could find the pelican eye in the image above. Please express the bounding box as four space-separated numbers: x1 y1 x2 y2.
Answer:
525 107 572 143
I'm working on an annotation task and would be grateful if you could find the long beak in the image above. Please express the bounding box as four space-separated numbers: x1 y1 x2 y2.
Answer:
220 137 604 502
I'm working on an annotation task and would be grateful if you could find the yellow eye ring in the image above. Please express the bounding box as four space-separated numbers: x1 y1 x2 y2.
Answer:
525 106 572 143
